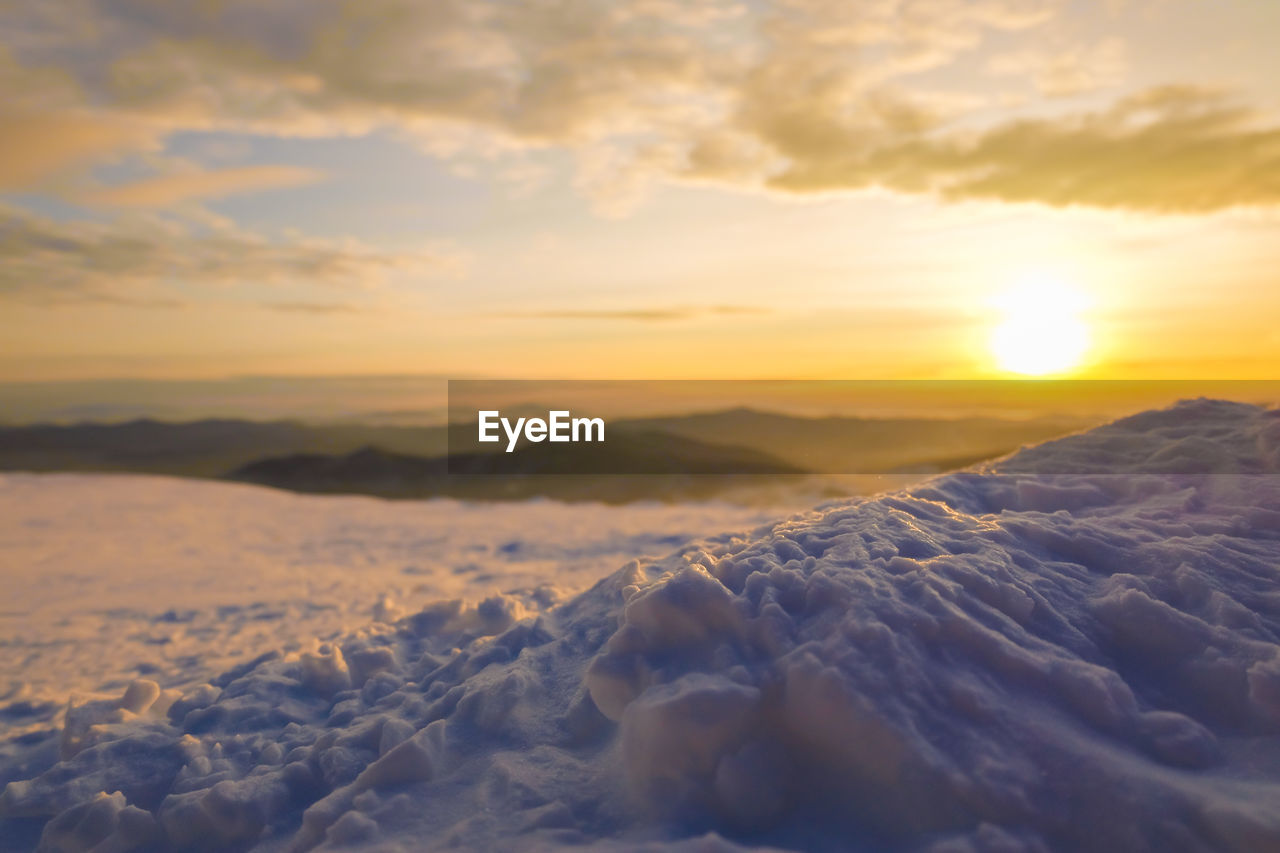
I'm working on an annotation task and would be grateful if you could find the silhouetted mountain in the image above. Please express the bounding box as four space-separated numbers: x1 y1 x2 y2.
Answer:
230 446 445 494
0 410 1091 501
0 418 449 476
620 407 1090 472
445 429 804 475
228 431 806 502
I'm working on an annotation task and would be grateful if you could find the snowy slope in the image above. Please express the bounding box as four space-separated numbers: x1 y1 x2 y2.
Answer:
3 399 1280 852
0 475 776 730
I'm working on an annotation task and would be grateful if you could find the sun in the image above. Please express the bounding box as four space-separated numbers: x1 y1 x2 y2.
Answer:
990 271 1090 376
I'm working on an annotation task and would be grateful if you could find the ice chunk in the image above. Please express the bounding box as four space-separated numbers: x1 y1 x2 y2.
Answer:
36 791 158 853
621 673 761 811
298 643 351 698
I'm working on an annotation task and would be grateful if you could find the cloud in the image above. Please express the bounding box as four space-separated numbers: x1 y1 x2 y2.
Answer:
497 305 771 323
0 49 161 191
0 111 157 192
0 204 464 304
1 0 1279 214
79 165 326 208
261 300 363 315
738 85 1280 214
0 1 1058 144
987 38 1128 98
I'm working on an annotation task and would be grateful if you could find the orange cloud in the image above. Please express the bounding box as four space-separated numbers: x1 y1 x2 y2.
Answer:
496 306 771 323
986 38 1128 98
262 301 364 315
79 165 326 208
0 111 155 191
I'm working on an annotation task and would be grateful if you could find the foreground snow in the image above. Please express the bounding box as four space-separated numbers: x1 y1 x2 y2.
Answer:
3 399 1280 851
0 478 776 753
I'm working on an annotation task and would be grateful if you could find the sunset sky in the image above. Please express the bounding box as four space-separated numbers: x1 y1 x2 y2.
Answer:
2 0 1279 383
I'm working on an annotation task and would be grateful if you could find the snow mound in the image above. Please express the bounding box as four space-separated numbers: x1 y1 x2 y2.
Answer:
4 399 1280 851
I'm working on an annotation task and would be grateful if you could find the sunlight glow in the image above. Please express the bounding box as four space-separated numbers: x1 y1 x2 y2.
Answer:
990 271 1090 376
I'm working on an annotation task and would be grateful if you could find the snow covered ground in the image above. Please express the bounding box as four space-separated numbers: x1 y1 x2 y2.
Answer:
0 476 778 731
2 399 1279 851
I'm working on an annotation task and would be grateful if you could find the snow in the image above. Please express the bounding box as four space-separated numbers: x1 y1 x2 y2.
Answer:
0 475 775 727
3 399 1280 852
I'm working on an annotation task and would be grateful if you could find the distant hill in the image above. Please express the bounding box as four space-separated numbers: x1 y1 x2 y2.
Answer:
228 431 805 502
0 410 1092 502
0 418 450 477
619 407 1091 473
441 429 805 476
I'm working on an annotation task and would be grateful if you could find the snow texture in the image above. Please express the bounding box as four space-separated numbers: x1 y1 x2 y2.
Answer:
3 398 1280 852
0 476 773 731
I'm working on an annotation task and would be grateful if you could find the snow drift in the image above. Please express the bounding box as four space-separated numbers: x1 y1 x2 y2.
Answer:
3 398 1280 852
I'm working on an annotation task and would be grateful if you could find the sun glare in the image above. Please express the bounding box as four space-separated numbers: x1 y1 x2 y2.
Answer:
990 271 1090 376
